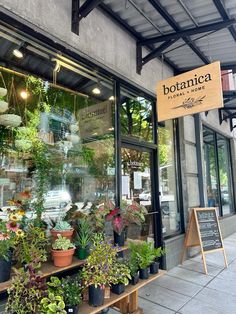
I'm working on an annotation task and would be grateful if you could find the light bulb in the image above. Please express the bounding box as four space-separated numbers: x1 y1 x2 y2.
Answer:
92 87 101 95
13 48 24 59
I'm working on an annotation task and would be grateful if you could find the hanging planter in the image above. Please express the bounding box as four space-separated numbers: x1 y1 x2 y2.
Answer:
0 114 22 127
0 100 8 113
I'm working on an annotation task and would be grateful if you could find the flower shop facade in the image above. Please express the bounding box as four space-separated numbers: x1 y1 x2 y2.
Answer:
0 0 236 278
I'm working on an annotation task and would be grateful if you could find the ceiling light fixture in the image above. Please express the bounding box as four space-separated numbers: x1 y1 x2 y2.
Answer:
92 87 101 95
109 96 115 101
13 42 26 59
20 90 29 100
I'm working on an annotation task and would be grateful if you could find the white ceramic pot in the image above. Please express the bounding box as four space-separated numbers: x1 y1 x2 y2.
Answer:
69 123 79 133
0 101 8 113
0 114 22 127
0 88 7 97
66 133 80 144
15 139 32 151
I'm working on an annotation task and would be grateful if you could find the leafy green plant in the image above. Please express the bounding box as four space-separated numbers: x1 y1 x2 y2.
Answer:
61 275 82 306
53 220 72 231
75 218 92 249
14 225 49 267
82 235 118 288
40 292 66 314
111 260 131 285
127 243 139 277
47 276 64 296
0 220 15 261
5 265 48 314
52 235 75 251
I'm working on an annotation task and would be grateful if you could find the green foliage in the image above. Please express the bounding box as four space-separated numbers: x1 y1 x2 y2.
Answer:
111 260 131 285
5 266 48 314
40 293 66 314
53 220 72 231
52 234 75 251
0 220 15 261
82 236 118 288
61 275 82 306
129 241 165 270
14 225 48 266
47 276 64 296
75 218 92 249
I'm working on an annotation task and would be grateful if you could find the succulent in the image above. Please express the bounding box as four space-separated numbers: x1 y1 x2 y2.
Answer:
52 235 75 251
53 221 72 231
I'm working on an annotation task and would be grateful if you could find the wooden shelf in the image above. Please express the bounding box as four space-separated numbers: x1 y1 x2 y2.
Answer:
79 270 166 314
0 245 129 293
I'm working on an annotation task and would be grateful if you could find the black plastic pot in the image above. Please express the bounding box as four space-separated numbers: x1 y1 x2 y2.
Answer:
89 285 105 307
130 273 139 285
113 231 125 247
139 268 149 280
65 305 79 313
150 261 159 274
0 257 11 283
111 283 125 295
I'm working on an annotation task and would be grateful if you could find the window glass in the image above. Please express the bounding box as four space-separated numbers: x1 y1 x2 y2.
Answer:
158 120 180 236
217 134 234 214
120 88 153 142
203 126 234 216
0 68 115 223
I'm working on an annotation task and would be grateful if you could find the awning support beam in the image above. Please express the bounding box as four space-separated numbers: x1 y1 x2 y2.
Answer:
137 39 178 74
140 19 236 45
72 0 103 35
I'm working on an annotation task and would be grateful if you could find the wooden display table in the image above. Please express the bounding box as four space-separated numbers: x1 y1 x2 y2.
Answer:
79 270 166 314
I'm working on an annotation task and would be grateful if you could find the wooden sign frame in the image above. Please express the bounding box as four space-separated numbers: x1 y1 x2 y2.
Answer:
181 207 228 274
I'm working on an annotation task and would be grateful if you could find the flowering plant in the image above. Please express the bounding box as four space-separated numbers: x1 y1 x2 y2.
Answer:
0 206 26 261
106 201 148 235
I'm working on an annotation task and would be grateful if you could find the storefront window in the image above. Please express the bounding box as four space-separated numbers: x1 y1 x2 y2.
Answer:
203 126 234 216
158 121 180 236
120 88 153 142
0 68 115 223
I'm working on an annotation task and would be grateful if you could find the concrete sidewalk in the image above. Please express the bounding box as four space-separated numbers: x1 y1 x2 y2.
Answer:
112 232 236 314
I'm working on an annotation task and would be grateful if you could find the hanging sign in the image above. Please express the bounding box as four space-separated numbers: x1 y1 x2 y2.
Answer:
157 61 223 122
181 208 228 275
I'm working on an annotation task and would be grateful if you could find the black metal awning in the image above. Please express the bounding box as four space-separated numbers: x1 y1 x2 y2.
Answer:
220 91 236 130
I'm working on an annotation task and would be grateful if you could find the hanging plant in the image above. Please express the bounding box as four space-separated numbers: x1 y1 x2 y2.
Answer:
0 72 8 113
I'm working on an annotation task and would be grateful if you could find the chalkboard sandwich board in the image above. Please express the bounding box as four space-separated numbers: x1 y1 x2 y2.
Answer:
181 207 227 275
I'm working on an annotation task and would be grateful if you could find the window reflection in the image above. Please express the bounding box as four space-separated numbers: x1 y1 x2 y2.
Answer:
120 89 153 142
158 121 180 236
0 69 115 223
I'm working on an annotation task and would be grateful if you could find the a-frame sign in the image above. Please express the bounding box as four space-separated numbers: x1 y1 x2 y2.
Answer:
181 208 228 274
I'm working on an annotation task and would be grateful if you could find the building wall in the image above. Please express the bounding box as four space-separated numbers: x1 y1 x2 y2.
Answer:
0 0 173 94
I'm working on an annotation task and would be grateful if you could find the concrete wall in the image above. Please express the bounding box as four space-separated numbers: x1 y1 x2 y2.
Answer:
0 0 173 94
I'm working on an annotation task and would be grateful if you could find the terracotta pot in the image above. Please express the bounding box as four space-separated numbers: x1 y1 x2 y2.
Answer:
51 248 75 267
51 229 74 241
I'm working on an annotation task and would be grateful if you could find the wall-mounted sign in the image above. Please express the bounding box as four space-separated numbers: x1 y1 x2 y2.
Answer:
157 61 223 122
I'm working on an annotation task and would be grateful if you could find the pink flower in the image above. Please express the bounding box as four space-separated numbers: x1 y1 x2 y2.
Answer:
6 221 20 232
0 233 10 240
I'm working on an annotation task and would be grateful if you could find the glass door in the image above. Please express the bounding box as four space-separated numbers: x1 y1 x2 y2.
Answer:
121 145 157 242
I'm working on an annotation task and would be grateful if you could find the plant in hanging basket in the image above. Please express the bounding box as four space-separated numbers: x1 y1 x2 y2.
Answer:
0 87 7 97
0 113 22 127
0 72 8 112
51 235 75 267
0 100 8 113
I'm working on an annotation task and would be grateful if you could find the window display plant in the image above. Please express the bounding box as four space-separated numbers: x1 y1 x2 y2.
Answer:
74 217 92 260
51 234 75 267
110 260 131 295
61 275 82 313
5 265 48 314
51 220 74 242
90 199 116 232
82 235 118 307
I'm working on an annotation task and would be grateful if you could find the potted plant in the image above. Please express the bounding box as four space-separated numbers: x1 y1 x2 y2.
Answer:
128 242 140 285
90 199 116 232
110 260 131 295
150 246 165 274
61 275 82 313
6 265 48 314
51 220 74 241
74 218 92 260
82 235 118 307
132 241 157 280
40 292 66 314
51 234 75 267
0 230 15 283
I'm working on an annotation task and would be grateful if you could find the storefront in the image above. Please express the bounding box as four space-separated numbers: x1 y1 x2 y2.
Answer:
0 1 236 275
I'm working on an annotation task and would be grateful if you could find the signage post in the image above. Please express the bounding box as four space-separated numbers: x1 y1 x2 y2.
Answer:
181 207 228 274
